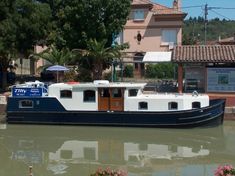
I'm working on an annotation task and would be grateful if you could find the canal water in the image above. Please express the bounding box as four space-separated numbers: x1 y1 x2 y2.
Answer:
0 121 235 176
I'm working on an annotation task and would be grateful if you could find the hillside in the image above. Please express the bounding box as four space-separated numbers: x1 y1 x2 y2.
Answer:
183 17 235 45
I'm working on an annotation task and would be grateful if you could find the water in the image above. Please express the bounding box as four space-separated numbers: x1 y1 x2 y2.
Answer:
0 121 235 176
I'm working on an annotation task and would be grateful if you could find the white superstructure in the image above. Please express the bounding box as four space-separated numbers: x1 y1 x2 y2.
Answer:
47 80 209 112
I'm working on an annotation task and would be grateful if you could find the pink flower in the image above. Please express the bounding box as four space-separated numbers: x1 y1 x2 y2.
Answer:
214 165 235 176
90 168 128 176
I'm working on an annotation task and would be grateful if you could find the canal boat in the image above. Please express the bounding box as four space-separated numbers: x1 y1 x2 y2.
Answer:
6 80 226 128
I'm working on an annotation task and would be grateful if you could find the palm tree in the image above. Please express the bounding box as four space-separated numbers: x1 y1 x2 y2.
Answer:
34 45 76 71
73 39 128 80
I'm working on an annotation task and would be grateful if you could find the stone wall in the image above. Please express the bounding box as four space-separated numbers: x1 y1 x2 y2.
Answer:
0 95 7 114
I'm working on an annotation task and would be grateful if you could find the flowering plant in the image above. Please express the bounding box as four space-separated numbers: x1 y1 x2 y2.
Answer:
214 165 235 176
90 167 127 176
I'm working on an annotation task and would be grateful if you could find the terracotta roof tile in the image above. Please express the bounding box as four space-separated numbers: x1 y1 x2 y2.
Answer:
152 3 184 15
131 0 153 5
131 0 185 15
172 45 235 63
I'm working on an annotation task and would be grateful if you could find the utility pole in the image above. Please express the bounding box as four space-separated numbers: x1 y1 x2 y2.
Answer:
204 4 208 45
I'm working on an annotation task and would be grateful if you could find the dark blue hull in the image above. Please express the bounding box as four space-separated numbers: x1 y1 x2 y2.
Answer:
6 97 225 128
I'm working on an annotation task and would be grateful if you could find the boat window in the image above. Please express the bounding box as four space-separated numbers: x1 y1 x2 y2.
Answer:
19 100 33 108
100 88 110 97
192 102 201 109
139 101 148 110
128 89 138 97
111 88 122 98
168 102 178 110
84 90 96 102
60 90 72 98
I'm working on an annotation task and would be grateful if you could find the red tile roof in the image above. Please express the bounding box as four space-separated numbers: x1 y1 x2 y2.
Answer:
131 0 185 15
131 0 153 6
172 45 235 63
152 3 184 15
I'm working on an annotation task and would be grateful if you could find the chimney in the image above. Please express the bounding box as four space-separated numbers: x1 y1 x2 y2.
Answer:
173 0 181 10
173 0 177 9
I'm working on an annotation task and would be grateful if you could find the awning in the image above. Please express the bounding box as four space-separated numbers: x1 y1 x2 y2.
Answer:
143 52 172 62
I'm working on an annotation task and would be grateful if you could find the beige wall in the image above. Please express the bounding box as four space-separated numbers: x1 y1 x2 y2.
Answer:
124 11 183 53
34 45 48 75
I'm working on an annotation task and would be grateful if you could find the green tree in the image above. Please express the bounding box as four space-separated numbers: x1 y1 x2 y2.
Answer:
46 0 131 49
73 39 128 80
183 16 235 43
0 0 51 90
30 0 131 81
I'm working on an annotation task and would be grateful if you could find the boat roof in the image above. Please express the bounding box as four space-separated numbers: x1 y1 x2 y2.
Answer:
49 81 147 89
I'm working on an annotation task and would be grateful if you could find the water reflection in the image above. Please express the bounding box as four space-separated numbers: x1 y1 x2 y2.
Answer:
0 122 235 176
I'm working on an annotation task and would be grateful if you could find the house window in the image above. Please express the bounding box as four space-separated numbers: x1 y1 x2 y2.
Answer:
128 89 138 97
19 100 33 108
84 90 96 102
192 102 201 109
134 9 145 21
161 29 177 45
139 102 148 110
60 90 72 98
168 102 178 110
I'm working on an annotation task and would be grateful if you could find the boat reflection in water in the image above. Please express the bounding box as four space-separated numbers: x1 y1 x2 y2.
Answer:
0 123 234 176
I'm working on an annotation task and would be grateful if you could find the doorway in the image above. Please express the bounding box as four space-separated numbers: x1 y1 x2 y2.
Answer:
98 88 124 111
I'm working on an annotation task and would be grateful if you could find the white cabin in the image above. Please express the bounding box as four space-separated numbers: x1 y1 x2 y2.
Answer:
47 80 209 112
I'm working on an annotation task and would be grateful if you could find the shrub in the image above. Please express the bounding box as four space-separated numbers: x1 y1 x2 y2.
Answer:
123 65 133 78
145 63 176 79
145 64 157 78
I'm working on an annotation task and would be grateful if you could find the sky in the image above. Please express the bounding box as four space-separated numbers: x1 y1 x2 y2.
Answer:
153 0 235 20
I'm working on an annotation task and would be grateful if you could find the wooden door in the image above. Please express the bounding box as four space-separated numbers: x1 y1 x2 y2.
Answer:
98 88 124 111
110 88 124 111
98 88 110 111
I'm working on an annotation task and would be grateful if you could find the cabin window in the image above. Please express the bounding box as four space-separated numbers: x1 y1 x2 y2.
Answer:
84 90 96 102
84 147 96 160
192 102 201 109
100 88 110 97
19 100 33 108
139 101 148 110
128 89 138 97
60 90 72 98
111 88 122 98
168 102 178 110
60 150 72 159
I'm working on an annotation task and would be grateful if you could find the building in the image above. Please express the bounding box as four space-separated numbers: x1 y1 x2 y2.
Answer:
30 0 186 79
120 0 186 78
218 34 235 45
172 45 235 106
